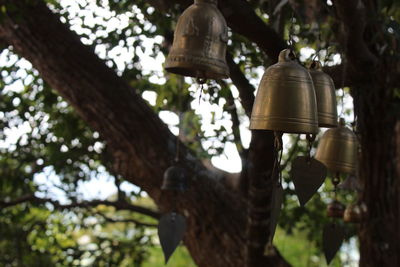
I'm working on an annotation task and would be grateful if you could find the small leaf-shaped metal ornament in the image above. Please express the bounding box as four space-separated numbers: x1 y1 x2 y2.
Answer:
158 212 186 264
291 156 327 206
270 184 284 241
323 223 345 265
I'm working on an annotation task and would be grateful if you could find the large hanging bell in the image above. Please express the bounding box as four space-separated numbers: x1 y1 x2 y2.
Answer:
309 61 338 128
162 165 187 192
250 49 318 134
164 0 229 80
315 118 358 174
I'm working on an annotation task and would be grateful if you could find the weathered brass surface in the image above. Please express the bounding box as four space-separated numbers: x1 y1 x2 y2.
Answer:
162 165 187 192
250 49 318 134
343 203 362 223
315 118 358 174
165 0 229 79
309 61 338 128
327 200 345 218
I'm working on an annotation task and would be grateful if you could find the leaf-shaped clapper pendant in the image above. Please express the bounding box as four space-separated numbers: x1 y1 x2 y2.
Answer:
270 184 283 241
323 223 345 264
158 212 187 264
291 156 327 206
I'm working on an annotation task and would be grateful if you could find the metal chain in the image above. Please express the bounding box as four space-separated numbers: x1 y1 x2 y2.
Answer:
272 131 283 185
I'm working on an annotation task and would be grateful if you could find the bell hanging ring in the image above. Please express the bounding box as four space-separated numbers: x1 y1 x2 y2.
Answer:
162 165 188 192
250 49 319 134
315 118 358 174
309 61 338 128
165 0 229 80
327 200 345 218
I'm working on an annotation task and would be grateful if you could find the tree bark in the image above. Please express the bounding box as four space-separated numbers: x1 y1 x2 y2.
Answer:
355 82 400 267
0 0 290 266
332 0 400 265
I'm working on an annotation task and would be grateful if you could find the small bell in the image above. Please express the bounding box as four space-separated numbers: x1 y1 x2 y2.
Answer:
315 118 358 174
343 203 362 223
165 0 229 80
327 200 345 218
162 165 187 192
309 61 338 128
250 49 318 134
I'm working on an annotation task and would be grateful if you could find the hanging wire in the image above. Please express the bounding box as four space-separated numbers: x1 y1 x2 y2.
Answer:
311 15 323 62
339 53 347 117
339 26 349 118
288 10 296 55
175 77 184 163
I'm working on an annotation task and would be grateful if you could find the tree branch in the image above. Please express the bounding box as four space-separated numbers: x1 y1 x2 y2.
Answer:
217 80 245 157
226 52 256 116
0 194 160 219
0 1 250 266
332 0 378 73
94 211 158 227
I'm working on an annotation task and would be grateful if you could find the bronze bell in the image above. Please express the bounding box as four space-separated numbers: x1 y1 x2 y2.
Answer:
315 118 358 174
327 200 345 218
309 61 338 128
250 49 318 134
162 165 187 192
164 0 229 80
343 203 362 223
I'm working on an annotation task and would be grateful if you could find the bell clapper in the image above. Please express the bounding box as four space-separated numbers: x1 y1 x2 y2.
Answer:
306 134 316 165
196 77 207 104
332 173 340 199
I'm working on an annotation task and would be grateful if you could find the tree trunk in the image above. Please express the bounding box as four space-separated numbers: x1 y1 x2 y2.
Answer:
333 0 400 265
0 1 289 266
355 81 400 267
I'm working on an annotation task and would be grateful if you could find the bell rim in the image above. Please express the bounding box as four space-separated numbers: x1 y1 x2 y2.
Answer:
194 0 218 4
315 158 356 174
165 55 229 79
249 116 319 134
318 114 338 128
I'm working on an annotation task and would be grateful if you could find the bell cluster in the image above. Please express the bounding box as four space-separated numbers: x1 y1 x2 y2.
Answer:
162 0 363 264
